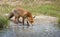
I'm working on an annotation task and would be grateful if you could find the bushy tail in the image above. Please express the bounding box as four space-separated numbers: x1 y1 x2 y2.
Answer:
8 13 14 20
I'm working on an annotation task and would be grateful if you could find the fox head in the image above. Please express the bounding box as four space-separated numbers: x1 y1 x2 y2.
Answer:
28 16 35 25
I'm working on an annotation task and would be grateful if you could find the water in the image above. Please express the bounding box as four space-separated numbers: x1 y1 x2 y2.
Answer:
0 17 60 37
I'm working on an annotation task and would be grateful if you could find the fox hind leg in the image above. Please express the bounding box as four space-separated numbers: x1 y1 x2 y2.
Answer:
17 16 22 23
26 18 30 26
14 16 19 24
22 17 25 25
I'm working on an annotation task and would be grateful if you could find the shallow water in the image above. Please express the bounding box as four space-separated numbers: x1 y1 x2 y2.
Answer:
0 17 60 37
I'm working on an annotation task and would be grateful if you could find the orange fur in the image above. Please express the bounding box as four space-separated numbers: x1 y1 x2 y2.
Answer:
9 7 34 26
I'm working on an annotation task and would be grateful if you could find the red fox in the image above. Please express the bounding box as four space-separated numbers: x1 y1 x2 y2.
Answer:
8 7 35 26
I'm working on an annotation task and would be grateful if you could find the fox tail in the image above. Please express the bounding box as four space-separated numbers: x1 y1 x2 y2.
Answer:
8 12 14 20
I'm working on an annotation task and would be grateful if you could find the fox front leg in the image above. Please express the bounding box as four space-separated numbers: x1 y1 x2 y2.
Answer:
27 21 30 26
22 17 25 25
14 16 19 24
27 18 30 26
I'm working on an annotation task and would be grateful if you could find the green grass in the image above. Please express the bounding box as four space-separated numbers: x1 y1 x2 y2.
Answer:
22 4 60 16
0 4 60 16
0 4 14 14
0 16 9 29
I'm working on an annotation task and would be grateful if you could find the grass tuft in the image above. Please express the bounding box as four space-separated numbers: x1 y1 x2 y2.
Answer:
0 16 9 29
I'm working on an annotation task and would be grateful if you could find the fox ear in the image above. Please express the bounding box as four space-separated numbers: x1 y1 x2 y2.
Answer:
33 16 35 18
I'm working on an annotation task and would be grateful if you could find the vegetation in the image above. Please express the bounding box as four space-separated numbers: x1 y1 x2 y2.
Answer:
0 16 9 29
0 0 60 29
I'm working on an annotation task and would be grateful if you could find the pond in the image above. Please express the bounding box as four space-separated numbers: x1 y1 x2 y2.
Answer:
0 16 60 37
